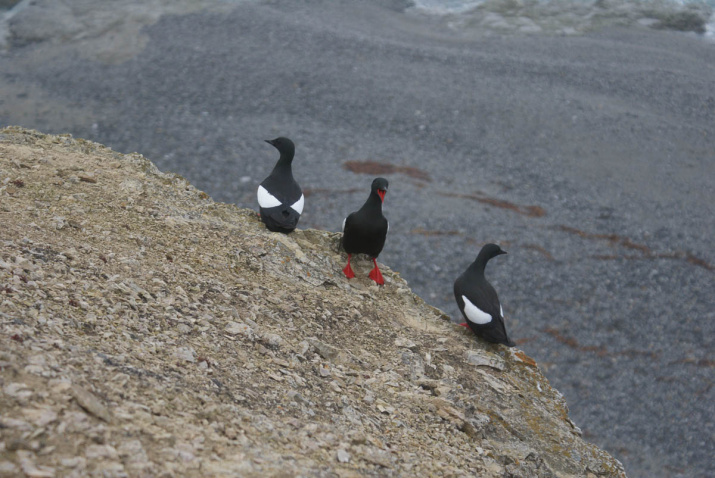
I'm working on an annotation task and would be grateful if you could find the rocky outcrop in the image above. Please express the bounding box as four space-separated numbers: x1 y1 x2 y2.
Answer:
0 0 228 59
0 127 626 477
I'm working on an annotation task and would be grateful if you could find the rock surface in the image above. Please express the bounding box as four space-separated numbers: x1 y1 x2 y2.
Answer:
0 0 231 56
0 127 626 476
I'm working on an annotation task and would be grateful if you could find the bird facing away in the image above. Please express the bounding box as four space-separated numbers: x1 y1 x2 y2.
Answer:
453 243 515 347
341 177 389 285
257 137 304 233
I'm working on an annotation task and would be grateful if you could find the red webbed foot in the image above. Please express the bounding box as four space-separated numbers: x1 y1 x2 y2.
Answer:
368 258 384 285
343 254 356 279
343 263 356 279
459 323 469 328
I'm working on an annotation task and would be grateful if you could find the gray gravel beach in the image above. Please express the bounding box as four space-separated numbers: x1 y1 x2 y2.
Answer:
1 0 714 476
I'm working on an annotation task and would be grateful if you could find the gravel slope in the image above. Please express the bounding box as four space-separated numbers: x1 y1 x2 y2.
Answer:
0 127 625 477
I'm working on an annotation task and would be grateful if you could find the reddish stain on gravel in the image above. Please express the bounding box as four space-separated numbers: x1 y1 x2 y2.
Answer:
438 191 546 217
556 225 713 271
343 160 431 182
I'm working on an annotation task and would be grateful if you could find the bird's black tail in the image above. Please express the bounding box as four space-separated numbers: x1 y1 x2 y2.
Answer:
260 207 300 233
475 322 516 347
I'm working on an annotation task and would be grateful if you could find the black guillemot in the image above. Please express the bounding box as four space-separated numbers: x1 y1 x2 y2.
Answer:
453 243 515 347
341 177 389 285
257 137 303 233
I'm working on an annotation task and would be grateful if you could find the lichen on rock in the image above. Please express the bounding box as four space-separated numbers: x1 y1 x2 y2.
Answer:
0 127 626 477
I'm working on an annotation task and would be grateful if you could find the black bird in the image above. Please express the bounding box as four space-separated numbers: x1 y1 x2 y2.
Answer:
257 137 303 233
341 177 389 285
454 243 515 347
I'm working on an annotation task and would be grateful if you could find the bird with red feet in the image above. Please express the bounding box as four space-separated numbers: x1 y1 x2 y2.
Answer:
341 177 389 285
454 243 515 347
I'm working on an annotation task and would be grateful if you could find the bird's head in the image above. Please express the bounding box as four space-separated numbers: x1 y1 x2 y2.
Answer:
265 137 295 156
372 177 389 203
479 243 507 261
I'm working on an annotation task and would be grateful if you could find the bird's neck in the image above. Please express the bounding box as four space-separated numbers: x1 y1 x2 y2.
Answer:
362 193 383 213
273 152 294 173
468 257 488 276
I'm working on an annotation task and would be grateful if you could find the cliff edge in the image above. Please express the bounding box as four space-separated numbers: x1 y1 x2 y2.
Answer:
0 127 626 477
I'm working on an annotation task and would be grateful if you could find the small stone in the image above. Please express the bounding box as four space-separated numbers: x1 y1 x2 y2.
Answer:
364 450 391 468
175 347 196 363
417 379 441 395
59 457 85 468
318 364 331 378
224 426 239 440
0 417 32 431
118 440 148 463
94 462 126 476
0 461 20 475
225 321 252 337
568 418 583 436
175 444 196 462
71 385 112 422
264 333 282 349
376 403 395 415
308 337 339 360
4 382 33 401
337 449 350 463
287 390 306 404
22 407 58 427
16 450 55 478
52 216 66 230
85 444 119 460
394 337 418 350
466 350 506 371
6 439 32 451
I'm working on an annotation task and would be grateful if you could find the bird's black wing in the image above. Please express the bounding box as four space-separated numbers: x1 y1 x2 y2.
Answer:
260 174 302 205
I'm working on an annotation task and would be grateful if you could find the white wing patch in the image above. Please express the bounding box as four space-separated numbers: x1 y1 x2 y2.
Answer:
342 217 347 232
257 185 282 208
500 304 504 319
290 194 304 214
462 295 493 325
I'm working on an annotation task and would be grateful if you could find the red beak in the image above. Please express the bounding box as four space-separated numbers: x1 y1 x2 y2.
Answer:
377 189 386 203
